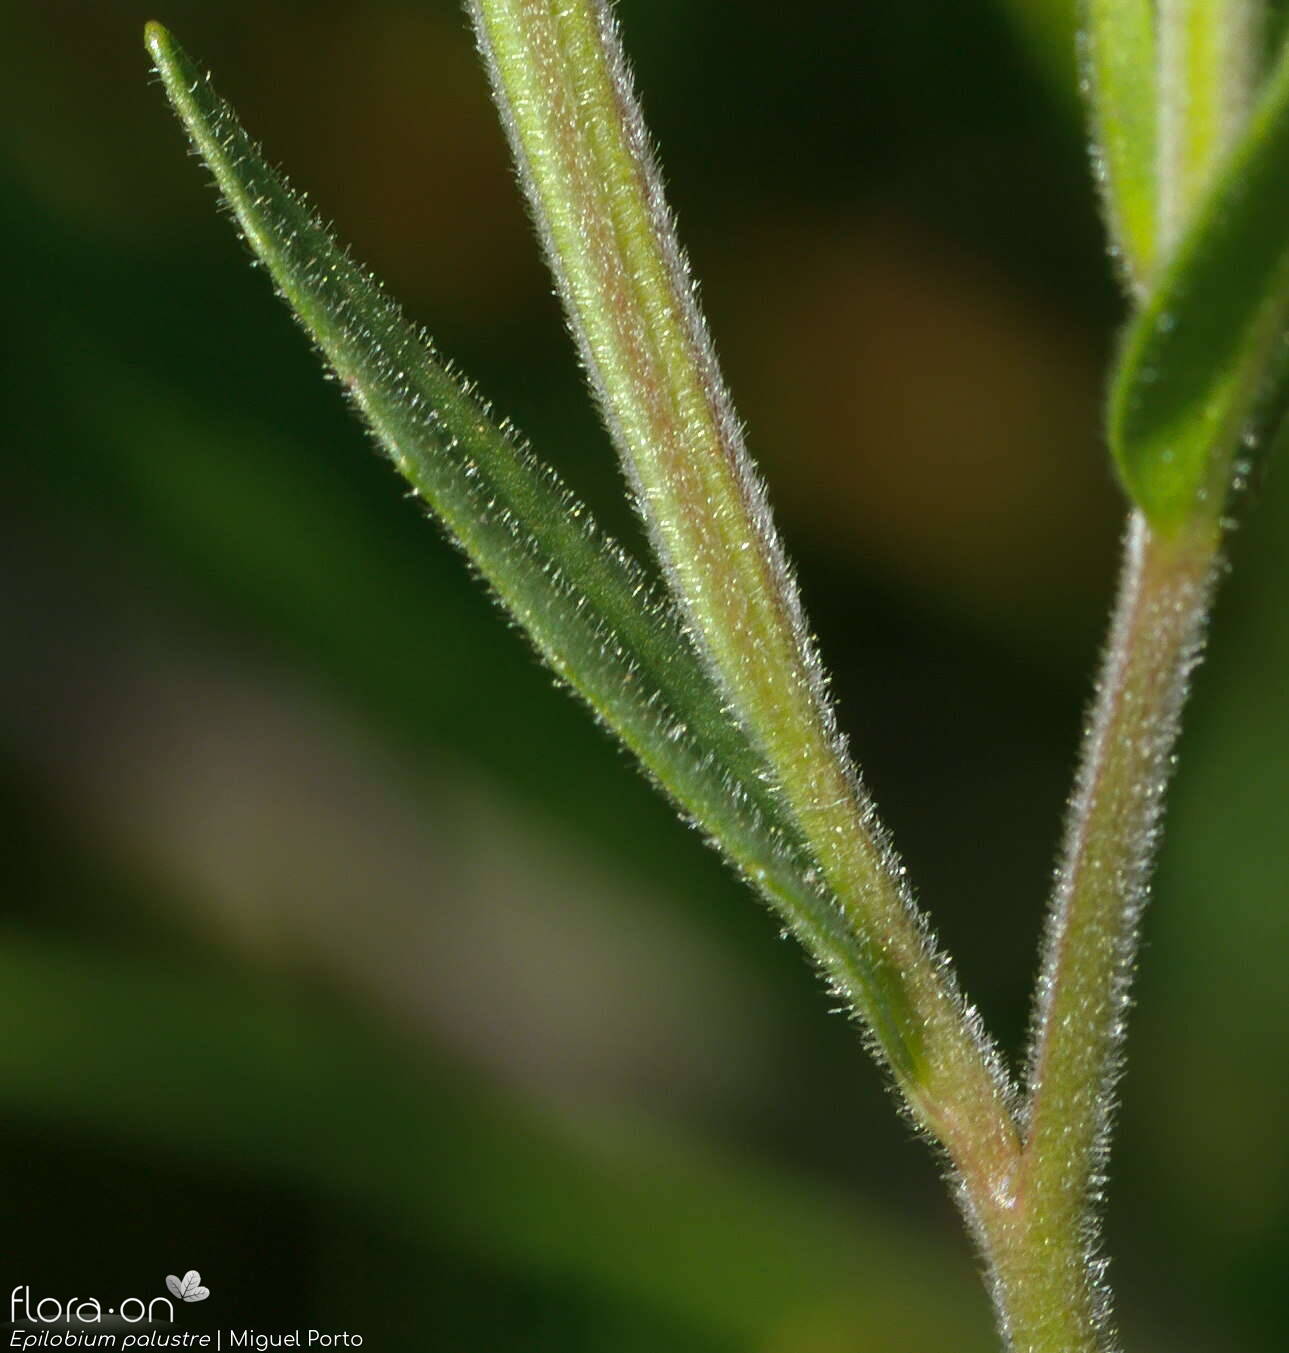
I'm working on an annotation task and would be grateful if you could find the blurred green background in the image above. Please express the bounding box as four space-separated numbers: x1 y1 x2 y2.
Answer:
3 1 1287 1348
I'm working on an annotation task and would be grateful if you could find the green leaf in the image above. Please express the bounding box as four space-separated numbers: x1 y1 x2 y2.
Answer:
142 25 810 949
142 22 943 1085
1084 0 1158 290
1110 27 1289 532
1156 0 1264 251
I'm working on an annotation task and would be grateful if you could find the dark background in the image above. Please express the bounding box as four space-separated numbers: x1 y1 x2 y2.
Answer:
3 1 1287 1348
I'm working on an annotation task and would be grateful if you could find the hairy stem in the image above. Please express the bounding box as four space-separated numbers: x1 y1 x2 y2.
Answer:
1001 512 1220 1351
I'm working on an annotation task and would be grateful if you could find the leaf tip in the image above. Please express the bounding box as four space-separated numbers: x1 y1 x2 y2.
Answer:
143 21 172 62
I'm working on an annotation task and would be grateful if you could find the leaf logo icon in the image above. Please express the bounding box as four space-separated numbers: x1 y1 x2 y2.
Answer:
165 1271 210 1303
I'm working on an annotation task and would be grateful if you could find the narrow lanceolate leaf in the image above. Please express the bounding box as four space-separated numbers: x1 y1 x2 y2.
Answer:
143 23 963 1097
1111 27 1289 533
144 23 818 970
1156 0 1263 252
468 1 1019 1179
1083 0 1158 291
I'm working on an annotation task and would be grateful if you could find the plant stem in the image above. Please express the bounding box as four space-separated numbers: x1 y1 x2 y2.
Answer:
992 8 1270 1344
995 511 1220 1352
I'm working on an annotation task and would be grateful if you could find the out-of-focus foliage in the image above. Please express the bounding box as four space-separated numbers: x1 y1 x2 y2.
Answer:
2 1 1286 1349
